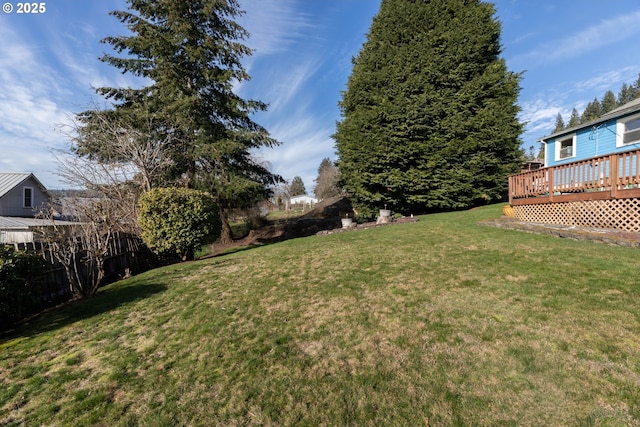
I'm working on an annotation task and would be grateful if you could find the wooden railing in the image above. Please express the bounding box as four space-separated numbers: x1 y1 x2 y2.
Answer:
509 149 640 205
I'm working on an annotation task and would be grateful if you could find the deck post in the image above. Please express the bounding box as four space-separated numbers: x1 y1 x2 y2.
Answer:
610 154 619 199
508 175 513 205
548 168 554 203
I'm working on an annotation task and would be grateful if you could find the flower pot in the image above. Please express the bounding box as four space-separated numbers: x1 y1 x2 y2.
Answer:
502 205 515 217
341 217 354 228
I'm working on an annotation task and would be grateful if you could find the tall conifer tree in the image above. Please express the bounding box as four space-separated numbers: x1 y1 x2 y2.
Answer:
334 0 522 218
76 0 281 242
600 90 617 115
553 113 565 133
567 108 581 128
581 98 602 123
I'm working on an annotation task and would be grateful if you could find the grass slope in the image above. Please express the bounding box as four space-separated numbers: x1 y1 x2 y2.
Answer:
2 204 640 426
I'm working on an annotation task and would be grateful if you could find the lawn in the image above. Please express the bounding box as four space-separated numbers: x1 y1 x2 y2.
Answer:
1 204 639 426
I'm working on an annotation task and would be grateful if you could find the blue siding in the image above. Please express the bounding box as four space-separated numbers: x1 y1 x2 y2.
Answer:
546 119 618 167
545 116 640 167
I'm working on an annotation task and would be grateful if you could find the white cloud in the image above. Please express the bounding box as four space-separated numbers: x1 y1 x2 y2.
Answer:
255 110 337 190
573 67 639 94
239 0 315 58
265 59 323 112
519 66 640 142
511 10 640 67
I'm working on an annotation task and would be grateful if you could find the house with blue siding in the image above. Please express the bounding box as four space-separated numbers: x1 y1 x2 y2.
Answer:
540 98 640 167
508 98 640 233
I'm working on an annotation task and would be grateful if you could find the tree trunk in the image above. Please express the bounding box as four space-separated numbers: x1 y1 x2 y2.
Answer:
218 206 234 244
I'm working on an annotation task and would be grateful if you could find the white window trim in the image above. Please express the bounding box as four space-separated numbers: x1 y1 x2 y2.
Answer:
555 134 576 161
616 112 640 147
23 186 34 208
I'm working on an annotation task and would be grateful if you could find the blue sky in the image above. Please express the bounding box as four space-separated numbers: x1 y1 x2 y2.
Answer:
1 1 639 191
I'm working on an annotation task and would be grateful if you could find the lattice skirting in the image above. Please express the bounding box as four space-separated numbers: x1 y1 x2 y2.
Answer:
512 199 640 232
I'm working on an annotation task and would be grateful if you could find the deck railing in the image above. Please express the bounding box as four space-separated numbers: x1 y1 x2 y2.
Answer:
509 149 640 205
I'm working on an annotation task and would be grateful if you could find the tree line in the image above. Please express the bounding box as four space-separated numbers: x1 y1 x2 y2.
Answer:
553 74 640 133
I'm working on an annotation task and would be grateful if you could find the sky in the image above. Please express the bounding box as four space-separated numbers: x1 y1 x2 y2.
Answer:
1 1 639 192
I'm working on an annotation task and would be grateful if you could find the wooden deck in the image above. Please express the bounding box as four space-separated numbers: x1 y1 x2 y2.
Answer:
509 149 640 206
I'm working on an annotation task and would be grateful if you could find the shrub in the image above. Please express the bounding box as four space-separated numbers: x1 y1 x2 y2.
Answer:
138 188 222 261
0 245 47 327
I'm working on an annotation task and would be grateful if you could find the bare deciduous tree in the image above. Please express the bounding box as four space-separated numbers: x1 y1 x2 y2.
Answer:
61 105 176 192
39 109 170 298
314 158 342 200
39 197 124 298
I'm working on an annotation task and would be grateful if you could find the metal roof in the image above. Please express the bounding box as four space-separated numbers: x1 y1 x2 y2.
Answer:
0 172 49 199
539 98 640 142
0 216 31 230
0 216 80 230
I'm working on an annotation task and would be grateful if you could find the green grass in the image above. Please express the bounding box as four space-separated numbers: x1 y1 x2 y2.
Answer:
2 204 640 426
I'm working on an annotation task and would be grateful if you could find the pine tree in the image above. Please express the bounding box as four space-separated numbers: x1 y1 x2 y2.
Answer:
618 83 635 106
553 113 565 133
633 73 640 99
289 176 306 196
75 0 281 243
567 108 581 128
334 0 522 218
600 90 617 115
581 98 601 123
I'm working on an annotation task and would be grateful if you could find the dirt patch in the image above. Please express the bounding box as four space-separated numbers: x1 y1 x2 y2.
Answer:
209 196 418 256
208 196 353 255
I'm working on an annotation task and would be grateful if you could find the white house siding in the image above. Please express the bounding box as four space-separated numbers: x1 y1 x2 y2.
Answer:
0 230 34 244
290 195 318 205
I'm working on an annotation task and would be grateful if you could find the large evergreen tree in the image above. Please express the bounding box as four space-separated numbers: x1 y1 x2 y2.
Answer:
580 98 602 123
334 0 522 218
600 90 617 115
289 176 306 196
76 0 281 242
567 108 581 128
553 113 565 133
618 83 635 106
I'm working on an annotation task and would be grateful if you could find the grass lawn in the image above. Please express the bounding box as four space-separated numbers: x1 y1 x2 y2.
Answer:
2 204 639 426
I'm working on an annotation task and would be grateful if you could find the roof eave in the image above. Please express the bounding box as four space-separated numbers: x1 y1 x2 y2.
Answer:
538 99 640 143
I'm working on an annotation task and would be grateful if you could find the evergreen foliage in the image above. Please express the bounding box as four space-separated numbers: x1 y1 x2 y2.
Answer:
580 98 601 123
601 90 617 113
553 113 565 133
0 246 47 326
567 108 581 128
554 73 640 133
75 0 281 243
618 83 635 106
334 0 522 218
138 188 221 261
289 176 306 196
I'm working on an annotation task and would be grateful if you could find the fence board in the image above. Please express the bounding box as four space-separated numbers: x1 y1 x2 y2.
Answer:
8 233 153 305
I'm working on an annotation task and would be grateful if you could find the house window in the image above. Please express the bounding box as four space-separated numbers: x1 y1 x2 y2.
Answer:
555 134 575 160
618 115 640 146
23 187 33 208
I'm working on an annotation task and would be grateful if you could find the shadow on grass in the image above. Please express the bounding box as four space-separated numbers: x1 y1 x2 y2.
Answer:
1 282 167 342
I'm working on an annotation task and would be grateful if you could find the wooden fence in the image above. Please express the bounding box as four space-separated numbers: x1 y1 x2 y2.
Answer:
8 232 154 303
